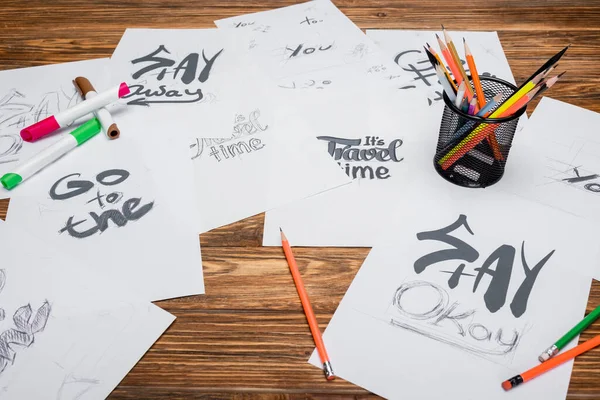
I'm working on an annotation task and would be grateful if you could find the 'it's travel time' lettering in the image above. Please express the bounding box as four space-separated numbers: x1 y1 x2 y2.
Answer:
317 136 403 180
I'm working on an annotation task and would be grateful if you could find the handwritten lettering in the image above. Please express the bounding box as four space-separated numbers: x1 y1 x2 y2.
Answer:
414 214 554 318
50 169 154 239
317 135 403 180
389 280 520 357
127 45 223 106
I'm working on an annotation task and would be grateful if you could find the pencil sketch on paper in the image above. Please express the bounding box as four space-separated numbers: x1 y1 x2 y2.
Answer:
190 109 269 160
123 45 223 106
391 48 496 106
317 135 404 180
56 373 100 400
275 42 335 63
48 169 155 239
0 270 52 376
542 158 600 196
386 213 555 360
278 78 332 90
0 88 80 164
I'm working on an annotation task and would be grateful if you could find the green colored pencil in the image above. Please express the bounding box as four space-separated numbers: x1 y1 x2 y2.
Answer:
539 305 600 362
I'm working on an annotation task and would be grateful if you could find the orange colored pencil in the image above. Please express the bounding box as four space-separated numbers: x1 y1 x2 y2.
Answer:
502 334 600 390
280 228 335 381
427 42 457 91
464 38 485 109
436 34 463 88
443 26 474 101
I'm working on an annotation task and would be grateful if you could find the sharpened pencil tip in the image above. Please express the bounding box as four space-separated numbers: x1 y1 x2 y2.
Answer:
463 37 465 43
435 33 440 39
557 71 566 78
279 227 282 232
441 24 445 30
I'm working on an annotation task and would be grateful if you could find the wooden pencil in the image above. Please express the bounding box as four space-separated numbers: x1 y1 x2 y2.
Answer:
280 228 335 381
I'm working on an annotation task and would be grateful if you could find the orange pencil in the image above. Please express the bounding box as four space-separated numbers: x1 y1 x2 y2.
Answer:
280 228 335 381
443 26 474 100
436 34 463 88
427 42 457 91
502 334 600 390
464 38 486 109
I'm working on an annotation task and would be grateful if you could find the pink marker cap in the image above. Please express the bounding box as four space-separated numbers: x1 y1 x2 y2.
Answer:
20 116 60 142
118 82 130 98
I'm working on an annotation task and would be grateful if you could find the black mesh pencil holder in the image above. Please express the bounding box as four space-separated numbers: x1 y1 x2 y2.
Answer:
433 76 527 188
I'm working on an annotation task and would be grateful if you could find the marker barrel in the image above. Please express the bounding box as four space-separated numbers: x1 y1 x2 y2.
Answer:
20 83 129 142
85 90 120 139
2 118 101 190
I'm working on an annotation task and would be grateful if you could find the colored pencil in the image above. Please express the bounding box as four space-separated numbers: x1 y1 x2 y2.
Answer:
442 26 474 100
427 42 457 91
516 45 569 92
540 304 600 362
280 228 335 381
438 68 560 169
467 97 477 115
464 38 486 109
494 46 568 117
476 93 502 117
454 81 467 108
435 65 457 102
502 335 600 391
436 33 463 88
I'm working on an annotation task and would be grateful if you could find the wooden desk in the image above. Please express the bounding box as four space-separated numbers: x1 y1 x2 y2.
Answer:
1 1 599 398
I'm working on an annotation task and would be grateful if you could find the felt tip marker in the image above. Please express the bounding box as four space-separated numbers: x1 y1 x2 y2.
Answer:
2 118 102 190
74 77 121 140
20 82 129 142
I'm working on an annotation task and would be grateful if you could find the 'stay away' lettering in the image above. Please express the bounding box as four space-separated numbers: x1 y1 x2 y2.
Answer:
317 135 403 180
127 45 223 106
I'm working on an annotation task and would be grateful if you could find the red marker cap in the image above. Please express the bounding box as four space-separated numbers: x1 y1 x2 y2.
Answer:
20 116 60 142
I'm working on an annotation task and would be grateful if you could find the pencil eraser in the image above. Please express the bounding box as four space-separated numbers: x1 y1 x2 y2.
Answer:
20 116 60 142
118 82 130 98
539 352 551 363
501 380 512 391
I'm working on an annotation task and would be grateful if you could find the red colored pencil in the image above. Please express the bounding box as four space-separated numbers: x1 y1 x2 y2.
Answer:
280 228 335 381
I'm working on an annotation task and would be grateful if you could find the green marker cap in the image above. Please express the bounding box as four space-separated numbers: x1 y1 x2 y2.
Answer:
71 118 102 145
0 173 23 190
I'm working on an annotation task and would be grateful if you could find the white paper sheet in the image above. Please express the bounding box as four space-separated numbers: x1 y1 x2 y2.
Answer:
309 190 596 399
216 0 416 137
110 28 260 139
191 108 352 232
6 121 204 301
366 30 519 108
496 97 600 222
0 58 111 199
0 219 174 399
263 29 530 247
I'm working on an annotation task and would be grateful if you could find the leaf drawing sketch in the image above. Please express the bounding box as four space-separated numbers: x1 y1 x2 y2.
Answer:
0 270 52 375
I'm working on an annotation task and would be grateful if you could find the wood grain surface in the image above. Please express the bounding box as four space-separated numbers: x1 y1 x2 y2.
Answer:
1 0 600 398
